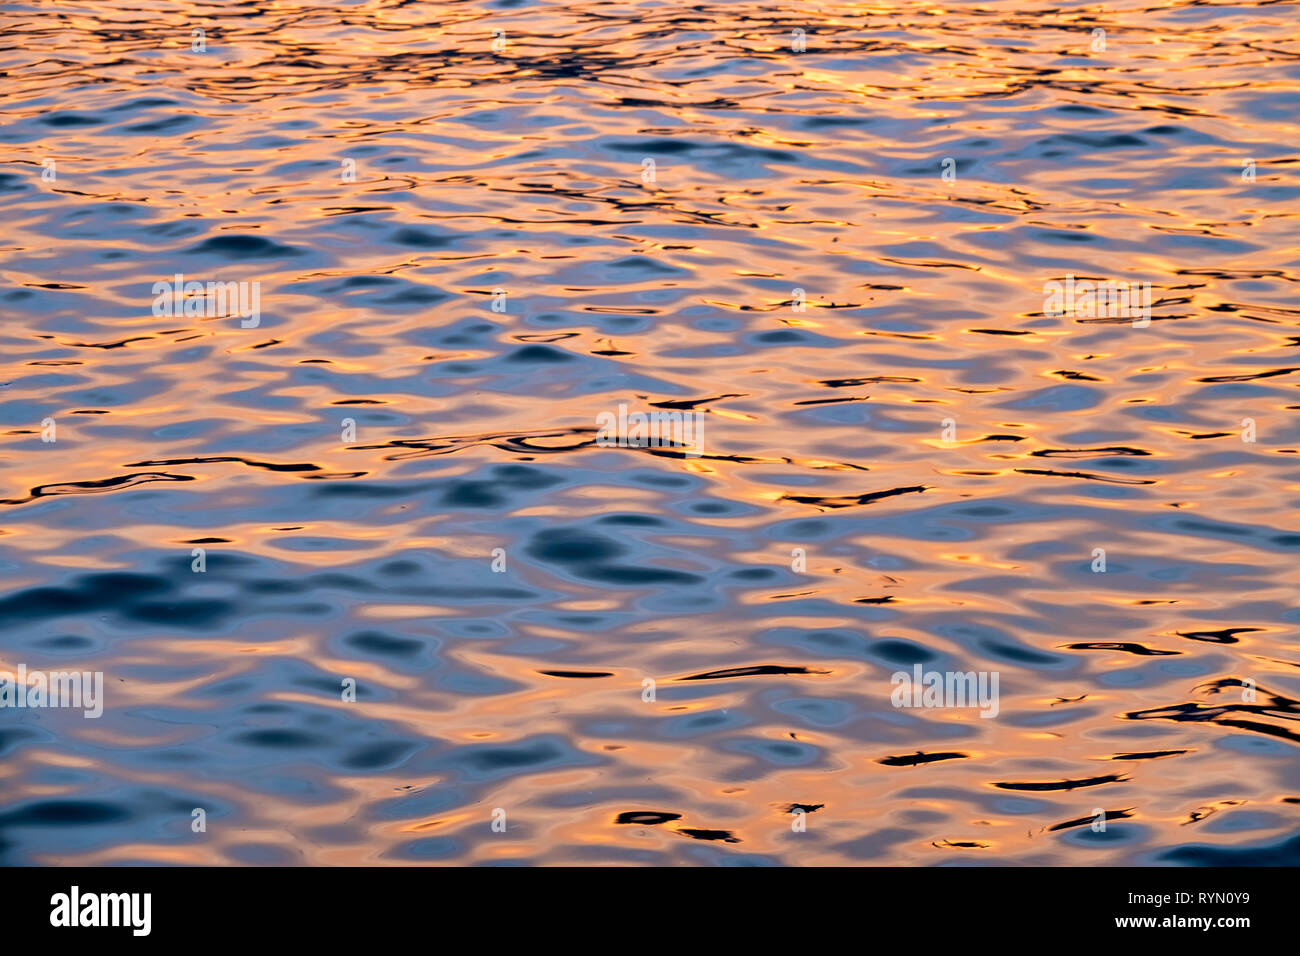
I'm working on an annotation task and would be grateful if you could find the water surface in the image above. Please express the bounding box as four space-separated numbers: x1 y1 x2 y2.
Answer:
2 0 1299 865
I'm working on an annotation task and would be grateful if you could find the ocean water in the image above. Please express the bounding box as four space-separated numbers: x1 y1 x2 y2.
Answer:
1 0 1299 866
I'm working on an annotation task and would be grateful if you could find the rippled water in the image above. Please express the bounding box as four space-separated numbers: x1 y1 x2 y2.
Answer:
2 0 1300 866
